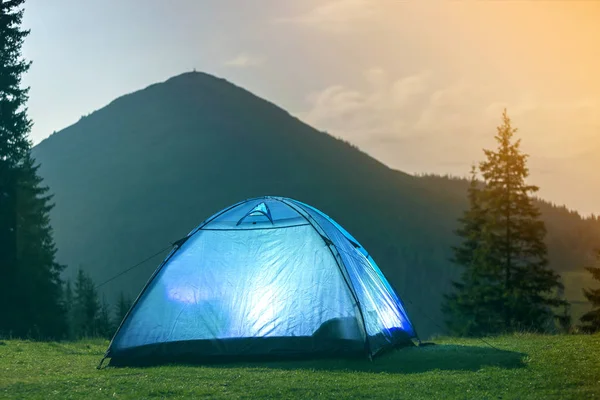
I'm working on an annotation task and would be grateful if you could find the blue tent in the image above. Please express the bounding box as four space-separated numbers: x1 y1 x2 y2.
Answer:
105 197 416 365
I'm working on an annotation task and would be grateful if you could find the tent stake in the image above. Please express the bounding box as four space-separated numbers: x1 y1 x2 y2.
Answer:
96 356 107 370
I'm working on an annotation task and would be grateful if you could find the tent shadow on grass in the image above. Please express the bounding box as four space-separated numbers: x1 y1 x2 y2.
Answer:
188 344 527 375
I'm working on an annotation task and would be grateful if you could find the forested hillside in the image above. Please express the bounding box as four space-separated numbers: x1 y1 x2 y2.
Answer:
31 72 600 337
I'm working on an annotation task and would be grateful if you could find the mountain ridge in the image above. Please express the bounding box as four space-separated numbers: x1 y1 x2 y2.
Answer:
31 71 600 337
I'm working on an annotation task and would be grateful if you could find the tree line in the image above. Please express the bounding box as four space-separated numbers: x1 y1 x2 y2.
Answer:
1 1 599 341
63 269 133 340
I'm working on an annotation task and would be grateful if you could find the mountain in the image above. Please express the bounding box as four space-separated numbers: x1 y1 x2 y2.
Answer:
31 72 600 338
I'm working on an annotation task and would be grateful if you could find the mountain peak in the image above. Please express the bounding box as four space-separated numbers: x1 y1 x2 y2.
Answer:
165 70 223 82
34 70 283 150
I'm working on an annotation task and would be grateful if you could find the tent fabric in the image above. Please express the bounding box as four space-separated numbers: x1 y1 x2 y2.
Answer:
105 196 416 365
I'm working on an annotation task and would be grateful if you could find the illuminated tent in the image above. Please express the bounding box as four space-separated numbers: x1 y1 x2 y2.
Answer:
104 196 416 365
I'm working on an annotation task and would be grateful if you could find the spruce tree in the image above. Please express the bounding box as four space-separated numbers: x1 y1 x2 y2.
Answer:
443 109 567 335
16 155 67 337
63 280 75 339
478 109 566 332
96 295 114 339
73 269 100 338
579 251 600 333
443 166 504 336
0 0 66 338
0 0 30 165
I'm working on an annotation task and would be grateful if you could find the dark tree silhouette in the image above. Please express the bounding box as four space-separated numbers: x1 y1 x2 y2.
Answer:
444 110 567 335
73 269 101 338
96 295 114 339
0 0 66 338
443 166 504 335
63 280 75 339
579 251 600 333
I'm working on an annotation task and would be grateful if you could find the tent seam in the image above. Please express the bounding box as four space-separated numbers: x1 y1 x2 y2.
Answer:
275 198 373 358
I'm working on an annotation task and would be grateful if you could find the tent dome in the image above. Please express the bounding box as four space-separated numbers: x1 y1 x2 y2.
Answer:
105 196 416 365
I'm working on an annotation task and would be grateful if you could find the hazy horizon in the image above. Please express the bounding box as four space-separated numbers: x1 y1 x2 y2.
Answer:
21 0 600 216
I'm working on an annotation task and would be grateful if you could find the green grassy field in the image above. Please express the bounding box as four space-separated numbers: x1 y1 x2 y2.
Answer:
1 334 599 399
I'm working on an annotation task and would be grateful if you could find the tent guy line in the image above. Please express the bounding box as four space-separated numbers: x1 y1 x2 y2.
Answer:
94 244 174 289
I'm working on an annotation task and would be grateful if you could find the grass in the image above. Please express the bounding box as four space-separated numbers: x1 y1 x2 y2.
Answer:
1 334 599 399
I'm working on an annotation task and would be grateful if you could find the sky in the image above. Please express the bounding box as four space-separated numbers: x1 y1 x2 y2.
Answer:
21 0 600 216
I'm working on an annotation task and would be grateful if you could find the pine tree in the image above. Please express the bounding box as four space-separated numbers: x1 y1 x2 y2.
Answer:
15 155 67 337
0 0 66 338
73 269 100 338
579 251 600 333
96 295 114 339
443 109 567 335
0 0 30 166
63 279 75 339
443 166 505 336
478 109 566 332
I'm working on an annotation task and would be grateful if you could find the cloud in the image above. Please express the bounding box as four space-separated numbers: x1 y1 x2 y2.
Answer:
224 53 264 68
294 68 600 176
273 0 381 33
294 68 600 214
297 68 435 141
412 80 496 136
